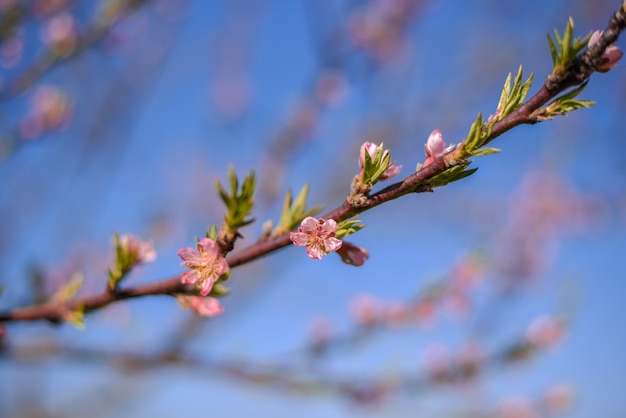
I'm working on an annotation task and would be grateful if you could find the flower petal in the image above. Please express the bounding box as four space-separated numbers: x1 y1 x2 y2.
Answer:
181 269 201 285
324 237 343 253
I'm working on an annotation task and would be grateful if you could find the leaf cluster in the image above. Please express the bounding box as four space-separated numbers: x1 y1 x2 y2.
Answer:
427 163 478 188
216 166 255 233
107 233 137 291
361 144 392 186
547 17 592 74
533 81 595 121
335 218 365 239
457 114 500 161
495 66 534 121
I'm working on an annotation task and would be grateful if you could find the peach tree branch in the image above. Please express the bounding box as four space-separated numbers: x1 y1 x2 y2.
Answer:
0 3 625 325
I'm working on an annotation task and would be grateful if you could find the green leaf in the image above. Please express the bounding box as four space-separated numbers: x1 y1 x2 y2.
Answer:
497 71 513 112
360 143 396 186
548 17 591 74
64 306 85 329
206 224 218 240
216 167 256 232
496 66 533 121
471 147 501 157
547 33 558 65
51 272 84 304
428 164 478 188
210 283 230 296
536 81 595 120
335 218 365 239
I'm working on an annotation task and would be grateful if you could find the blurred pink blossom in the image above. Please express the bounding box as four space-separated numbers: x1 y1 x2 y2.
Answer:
178 238 229 296
541 384 575 415
1 34 23 68
350 295 381 326
290 217 343 260
119 234 157 264
527 315 566 349
496 396 539 418
41 12 77 54
309 317 332 345
179 295 224 317
20 85 73 139
588 30 623 72
315 70 349 107
422 343 451 382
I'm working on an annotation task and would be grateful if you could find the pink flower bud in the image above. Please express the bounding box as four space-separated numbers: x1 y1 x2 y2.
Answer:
358 141 401 181
423 129 446 167
336 241 370 266
588 30 623 72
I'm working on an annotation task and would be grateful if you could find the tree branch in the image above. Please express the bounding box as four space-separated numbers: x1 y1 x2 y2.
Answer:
1 3 624 325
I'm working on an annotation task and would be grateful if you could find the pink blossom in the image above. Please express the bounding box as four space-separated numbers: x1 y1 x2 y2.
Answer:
588 30 623 72
349 295 380 326
359 141 402 181
336 241 370 266
180 295 224 317
178 238 229 296
290 217 343 259
496 396 540 418
527 315 566 349
423 129 446 167
120 234 157 264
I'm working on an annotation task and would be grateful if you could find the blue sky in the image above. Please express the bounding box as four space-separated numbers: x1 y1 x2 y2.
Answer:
1 0 625 416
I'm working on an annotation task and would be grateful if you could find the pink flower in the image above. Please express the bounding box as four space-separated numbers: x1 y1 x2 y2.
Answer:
178 238 229 296
350 295 380 326
527 315 566 349
336 241 370 266
423 129 446 167
588 30 623 72
359 141 402 181
179 295 224 317
290 217 343 259
120 234 157 264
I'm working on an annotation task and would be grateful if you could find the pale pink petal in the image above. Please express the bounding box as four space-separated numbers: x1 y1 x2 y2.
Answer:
589 30 602 46
215 257 230 276
426 129 446 157
181 269 201 285
138 242 157 263
359 141 379 167
290 231 310 246
380 163 402 180
299 216 320 232
192 297 224 317
306 245 325 260
180 296 224 317
178 247 200 262
198 279 214 296
324 237 343 253
198 237 220 256
320 218 338 235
